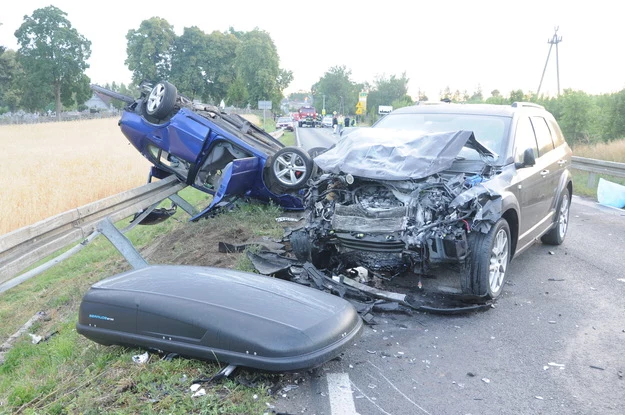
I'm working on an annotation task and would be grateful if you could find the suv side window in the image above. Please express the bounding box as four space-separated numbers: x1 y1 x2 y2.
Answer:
530 116 554 156
514 117 538 164
546 116 566 147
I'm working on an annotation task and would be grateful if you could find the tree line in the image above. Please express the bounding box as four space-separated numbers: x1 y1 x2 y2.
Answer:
1 5 623 146
0 6 292 119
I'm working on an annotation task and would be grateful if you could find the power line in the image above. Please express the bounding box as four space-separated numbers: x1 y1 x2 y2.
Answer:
537 27 563 97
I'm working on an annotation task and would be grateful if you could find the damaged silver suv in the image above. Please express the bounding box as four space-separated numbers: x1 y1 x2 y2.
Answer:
293 102 572 300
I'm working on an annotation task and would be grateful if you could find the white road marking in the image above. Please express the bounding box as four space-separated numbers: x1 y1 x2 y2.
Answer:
327 372 358 415
368 361 432 415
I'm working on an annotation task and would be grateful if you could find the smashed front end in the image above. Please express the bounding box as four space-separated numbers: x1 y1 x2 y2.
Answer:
292 129 504 279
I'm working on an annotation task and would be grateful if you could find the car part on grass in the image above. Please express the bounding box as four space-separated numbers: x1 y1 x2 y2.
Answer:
132 205 177 225
77 265 362 372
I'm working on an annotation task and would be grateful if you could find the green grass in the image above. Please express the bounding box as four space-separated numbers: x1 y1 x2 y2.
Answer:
280 130 295 146
571 169 625 199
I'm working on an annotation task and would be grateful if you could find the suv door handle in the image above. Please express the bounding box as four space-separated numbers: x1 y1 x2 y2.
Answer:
540 170 550 177
557 160 567 166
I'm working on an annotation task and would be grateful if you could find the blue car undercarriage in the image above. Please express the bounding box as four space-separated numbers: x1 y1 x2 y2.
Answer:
92 81 312 220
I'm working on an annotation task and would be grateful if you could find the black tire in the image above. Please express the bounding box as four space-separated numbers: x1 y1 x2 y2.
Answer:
145 81 177 119
463 218 511 299
269 147 313 189
541 187 570 245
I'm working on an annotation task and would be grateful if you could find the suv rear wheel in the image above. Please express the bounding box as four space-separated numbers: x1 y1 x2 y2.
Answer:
541 188 570 245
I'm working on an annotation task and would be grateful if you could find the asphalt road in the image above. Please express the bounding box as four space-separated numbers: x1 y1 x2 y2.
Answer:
274 127 625 415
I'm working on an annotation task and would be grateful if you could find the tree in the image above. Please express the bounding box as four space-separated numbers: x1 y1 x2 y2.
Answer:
14 6 91 118
467 85 484 103
170 26 210 100
558 89 596 144
233 29 286 109
125 17 175 84
367 73 411 113
204 30 239 104
0 49 23 112
311 66 360 115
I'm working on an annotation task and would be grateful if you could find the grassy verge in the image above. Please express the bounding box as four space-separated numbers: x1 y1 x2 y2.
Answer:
571 169 625 199
0 188 287 413
0 117 298 415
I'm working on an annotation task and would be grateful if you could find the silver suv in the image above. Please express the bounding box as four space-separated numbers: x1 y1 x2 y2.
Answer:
296 102 572 300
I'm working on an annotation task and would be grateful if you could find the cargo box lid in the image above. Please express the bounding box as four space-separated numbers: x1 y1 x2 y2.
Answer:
77 265 362 371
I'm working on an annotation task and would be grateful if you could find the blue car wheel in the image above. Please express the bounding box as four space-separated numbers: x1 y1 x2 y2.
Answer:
270 147 313 189
146 81 177 119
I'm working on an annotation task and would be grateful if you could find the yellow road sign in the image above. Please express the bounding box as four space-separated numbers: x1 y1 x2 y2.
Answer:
355 101 364 111
355 108 363 115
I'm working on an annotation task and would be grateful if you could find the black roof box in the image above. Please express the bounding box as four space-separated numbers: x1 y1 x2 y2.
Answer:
77 265 362 372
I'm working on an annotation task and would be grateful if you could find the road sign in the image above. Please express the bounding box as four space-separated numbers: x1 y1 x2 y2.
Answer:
355 108 363 115
258 100 272 110
356 102 364 111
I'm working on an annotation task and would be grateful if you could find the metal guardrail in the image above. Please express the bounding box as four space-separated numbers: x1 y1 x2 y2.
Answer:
571 156 625 186
0 175 186 284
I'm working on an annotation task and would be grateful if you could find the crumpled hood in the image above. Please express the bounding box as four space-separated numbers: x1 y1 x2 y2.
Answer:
314 128 495 180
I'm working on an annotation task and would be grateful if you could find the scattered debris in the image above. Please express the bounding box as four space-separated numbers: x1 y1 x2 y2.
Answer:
28 334 43 344
548 251 555 255
482 378 491 384
246 251 296 276
276 217 303 223
467 372 476 377
132 352 149 364
589 365 605 371
535 396 544 400
191 384 206 397
218 239 285 254
545 362 565 370
0 311 46 365
548 278 565 282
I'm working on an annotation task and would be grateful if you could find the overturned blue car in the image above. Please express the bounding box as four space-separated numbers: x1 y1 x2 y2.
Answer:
92 81 313 220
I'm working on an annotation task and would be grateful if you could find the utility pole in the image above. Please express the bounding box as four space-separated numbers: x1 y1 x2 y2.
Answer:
537 27 563 97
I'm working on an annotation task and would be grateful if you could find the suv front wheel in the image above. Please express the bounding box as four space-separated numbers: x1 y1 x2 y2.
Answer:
463 218 511 299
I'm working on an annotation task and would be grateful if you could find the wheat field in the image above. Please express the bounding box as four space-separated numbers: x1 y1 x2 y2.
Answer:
572 139 625 162
0 118 152 235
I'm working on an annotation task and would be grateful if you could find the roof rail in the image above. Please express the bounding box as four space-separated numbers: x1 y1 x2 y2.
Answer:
511 102 544 109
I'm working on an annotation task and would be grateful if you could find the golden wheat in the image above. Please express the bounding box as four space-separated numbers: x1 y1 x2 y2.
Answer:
1 118 151 235
573 139 625 162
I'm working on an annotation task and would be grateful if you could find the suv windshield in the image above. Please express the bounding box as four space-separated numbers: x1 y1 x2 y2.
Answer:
374 113 510 162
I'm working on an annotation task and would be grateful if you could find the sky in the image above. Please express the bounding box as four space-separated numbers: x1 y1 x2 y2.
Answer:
1 1 624 102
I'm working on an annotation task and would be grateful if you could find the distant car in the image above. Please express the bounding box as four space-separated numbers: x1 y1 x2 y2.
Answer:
91 81 313 221
295 102 573 301
276 116 294 131
321 115 333 128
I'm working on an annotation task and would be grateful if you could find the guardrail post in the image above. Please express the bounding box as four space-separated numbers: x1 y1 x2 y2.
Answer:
587 172 597 188
97 218 148 269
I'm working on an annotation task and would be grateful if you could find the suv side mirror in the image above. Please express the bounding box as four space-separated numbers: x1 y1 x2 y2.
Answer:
516 148 536 168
